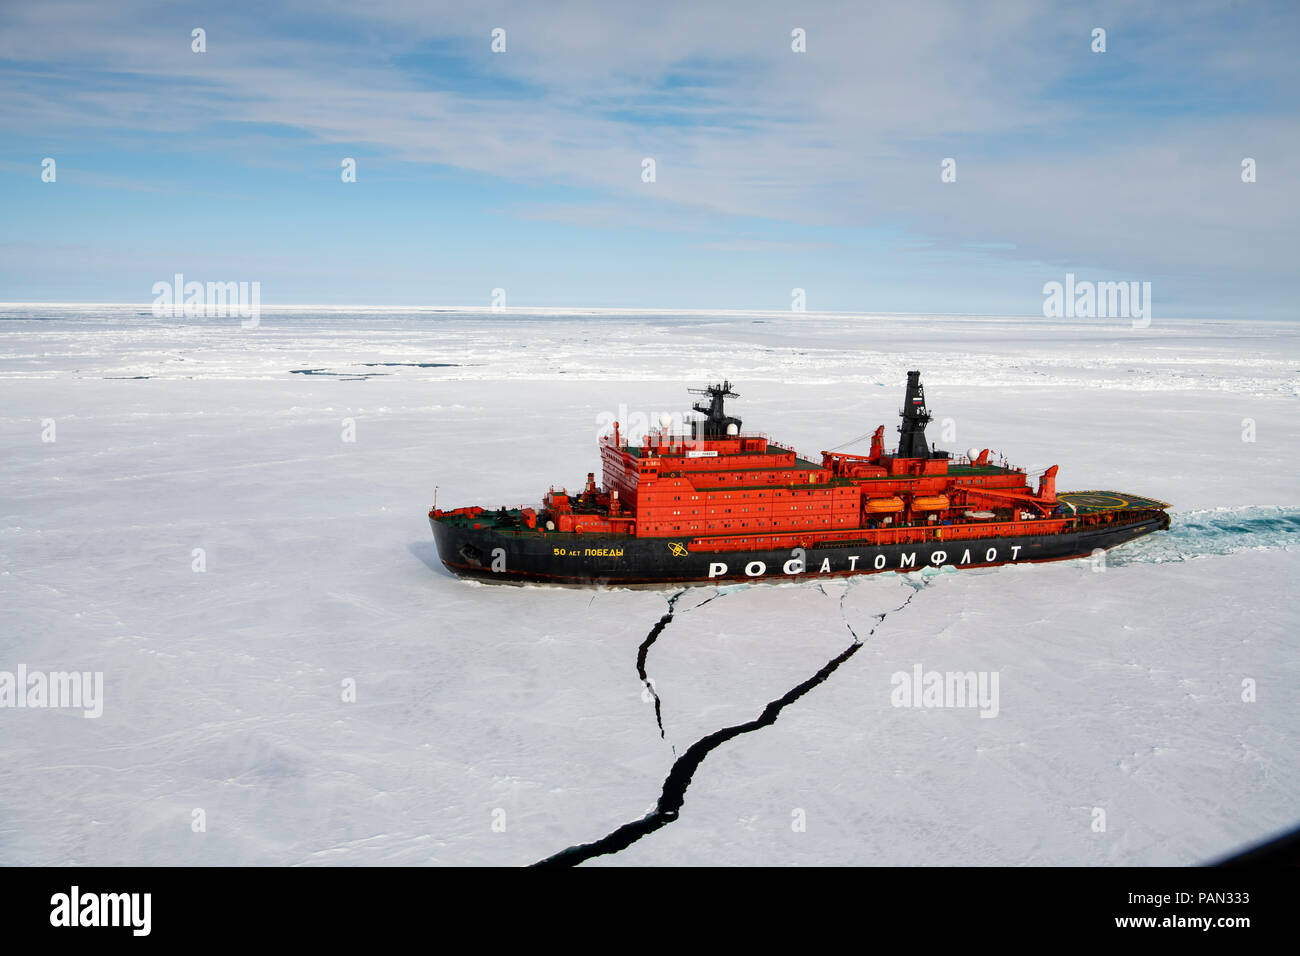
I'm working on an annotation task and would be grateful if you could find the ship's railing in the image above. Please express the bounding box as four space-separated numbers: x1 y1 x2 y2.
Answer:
758 435 797 453
628 429 795 454
947 454 1024 472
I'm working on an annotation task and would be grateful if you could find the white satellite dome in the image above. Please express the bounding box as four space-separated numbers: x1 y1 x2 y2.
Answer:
727 423 739 436
658 413 673 429
967 447 980 460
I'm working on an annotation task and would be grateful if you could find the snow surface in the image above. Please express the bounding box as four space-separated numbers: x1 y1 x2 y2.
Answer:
0 305 1296 865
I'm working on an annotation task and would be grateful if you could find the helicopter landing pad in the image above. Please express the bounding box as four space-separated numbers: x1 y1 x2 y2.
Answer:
1057 491 1170 514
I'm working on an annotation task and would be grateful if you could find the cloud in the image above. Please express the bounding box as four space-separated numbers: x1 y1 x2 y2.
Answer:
0 0 1296 312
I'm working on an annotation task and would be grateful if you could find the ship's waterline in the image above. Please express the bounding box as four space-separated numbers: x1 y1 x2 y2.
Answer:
430 513 1169 587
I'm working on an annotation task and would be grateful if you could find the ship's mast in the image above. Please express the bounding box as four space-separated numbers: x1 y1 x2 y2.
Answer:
688 381 743 438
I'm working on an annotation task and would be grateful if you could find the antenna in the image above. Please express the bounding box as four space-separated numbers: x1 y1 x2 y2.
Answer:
687 380 743 439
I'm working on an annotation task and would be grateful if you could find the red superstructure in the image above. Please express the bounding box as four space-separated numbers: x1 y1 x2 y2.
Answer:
538 375 1066 550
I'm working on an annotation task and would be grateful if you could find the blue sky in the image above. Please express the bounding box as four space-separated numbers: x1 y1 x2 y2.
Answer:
1 0 1297 317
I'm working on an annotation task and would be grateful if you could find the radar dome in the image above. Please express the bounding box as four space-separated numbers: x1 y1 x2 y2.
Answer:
727 423 739 436
658 413 673 429
967 447 980 460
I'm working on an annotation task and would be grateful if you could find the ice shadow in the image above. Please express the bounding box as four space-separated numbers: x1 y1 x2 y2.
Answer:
408 540 454 578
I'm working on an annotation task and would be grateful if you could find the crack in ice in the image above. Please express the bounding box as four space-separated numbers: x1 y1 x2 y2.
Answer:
636 590 684 746
635 588 725 754
533 580 928 867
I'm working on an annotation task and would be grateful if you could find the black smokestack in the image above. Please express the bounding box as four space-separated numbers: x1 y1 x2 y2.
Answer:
896 370 933 459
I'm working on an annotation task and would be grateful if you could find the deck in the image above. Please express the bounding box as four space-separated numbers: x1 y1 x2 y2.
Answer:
1057 490 1170 514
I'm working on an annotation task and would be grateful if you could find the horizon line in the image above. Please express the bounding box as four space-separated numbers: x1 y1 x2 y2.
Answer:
0 302 1288 323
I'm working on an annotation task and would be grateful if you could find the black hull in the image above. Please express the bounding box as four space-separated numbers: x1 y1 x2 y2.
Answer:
430 514 1169 588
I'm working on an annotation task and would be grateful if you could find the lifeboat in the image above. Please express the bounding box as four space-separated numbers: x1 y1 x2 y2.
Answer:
911 495 950 511
864 496 905 513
